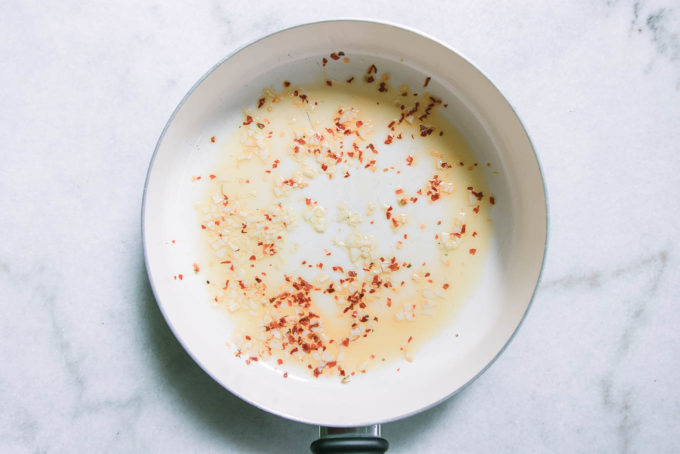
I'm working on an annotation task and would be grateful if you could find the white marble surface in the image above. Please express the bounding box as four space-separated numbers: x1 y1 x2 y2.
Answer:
1 1 679 452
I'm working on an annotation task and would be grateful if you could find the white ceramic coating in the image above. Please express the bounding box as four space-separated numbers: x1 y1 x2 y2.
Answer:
142 20 547 427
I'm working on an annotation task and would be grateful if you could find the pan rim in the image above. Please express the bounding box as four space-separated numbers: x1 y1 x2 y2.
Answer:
141 17 549 426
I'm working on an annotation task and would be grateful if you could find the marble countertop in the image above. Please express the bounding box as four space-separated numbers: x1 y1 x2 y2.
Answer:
2 1 679 452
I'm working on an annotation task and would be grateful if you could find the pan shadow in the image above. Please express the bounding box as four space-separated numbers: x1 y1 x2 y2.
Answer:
139 251 460 452
383 396 460 449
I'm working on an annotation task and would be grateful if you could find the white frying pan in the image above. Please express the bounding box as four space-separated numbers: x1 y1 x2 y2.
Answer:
142 20 547 453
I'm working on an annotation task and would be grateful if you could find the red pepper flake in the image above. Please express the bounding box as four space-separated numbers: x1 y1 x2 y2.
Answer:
178 274 183 280
344 171 350 178
346 76 354 83
384 135 393 145
243 115 253 125
193 263 200 273
210 136 216 143
469 248 477 255
424 76 431 87
283 372 288 378
461 224 466 234
305 198 311 205
378 82 388 92
209 174 216 180
473 205 480 214
408 336 413 343
406 156 414 166
330 52 340 60
249 255 256 261
257 97 265 108
341 338 350 347
395 188 404 195
490 196 495 205
443 283 450 290
419 124 434 136
322 57 328 67
201 224 206 230
467 187 484 201
326 79 333 87
277 358 283 365
472 231 478 237
245 335 252 341
283 80 290 87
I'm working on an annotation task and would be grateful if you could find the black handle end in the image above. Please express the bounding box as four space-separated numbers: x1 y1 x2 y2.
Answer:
310 436 389 453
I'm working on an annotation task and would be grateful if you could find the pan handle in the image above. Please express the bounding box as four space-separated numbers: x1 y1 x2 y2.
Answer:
310 425 389 453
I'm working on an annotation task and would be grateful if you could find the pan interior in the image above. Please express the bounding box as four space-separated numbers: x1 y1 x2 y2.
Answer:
143 20 546 426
